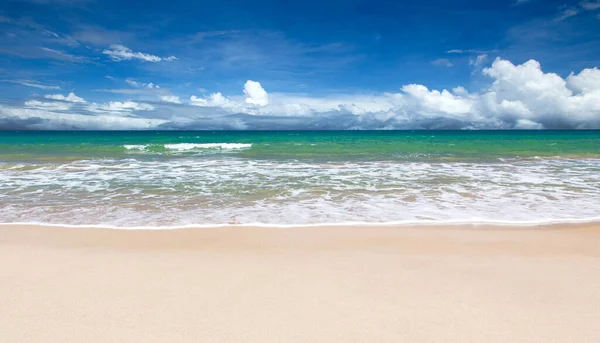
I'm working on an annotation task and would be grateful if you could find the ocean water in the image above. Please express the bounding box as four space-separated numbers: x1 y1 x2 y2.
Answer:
1 130 599 228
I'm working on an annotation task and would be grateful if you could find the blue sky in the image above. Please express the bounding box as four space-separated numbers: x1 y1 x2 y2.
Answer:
1 0 600 129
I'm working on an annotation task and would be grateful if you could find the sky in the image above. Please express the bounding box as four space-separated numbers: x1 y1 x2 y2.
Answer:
1 0 600 130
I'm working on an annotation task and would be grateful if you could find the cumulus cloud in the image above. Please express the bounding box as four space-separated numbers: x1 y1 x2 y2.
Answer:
44 92 86 103
183 59 600 129
3 58 600 130
160 95 181 104
190 92 233 108
102 44 177 63
567 67 600 93
243 80 269 106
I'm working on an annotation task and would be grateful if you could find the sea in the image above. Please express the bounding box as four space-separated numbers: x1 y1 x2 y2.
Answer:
1 130 599 228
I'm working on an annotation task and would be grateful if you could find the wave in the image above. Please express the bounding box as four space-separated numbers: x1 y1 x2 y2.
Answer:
124 143 252 151
2 217 600 230
2 158 599 228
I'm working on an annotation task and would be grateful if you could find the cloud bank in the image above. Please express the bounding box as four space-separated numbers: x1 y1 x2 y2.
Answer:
2 58 600 130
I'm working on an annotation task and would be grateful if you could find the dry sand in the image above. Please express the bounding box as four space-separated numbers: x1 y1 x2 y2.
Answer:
1 223 600 342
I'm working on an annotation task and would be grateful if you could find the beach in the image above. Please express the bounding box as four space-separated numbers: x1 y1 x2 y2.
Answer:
2 223 599 342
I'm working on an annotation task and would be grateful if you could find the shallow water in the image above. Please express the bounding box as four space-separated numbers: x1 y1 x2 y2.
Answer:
1 130 599 227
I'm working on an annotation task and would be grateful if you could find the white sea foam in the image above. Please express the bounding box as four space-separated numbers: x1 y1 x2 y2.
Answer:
1 158 599 228
123 144 146 150
123 143 252 151
164 143 252 150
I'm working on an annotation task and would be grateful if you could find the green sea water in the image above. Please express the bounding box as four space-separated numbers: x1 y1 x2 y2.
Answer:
1 130 599 227
1 130 599 162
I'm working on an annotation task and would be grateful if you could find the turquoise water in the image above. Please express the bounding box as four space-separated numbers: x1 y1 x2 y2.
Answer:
1 130 599 227
1 130 599 162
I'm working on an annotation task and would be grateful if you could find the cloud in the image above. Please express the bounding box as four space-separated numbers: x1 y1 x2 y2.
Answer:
431 58 453 67
469 54 489 68
2 80 60 90
102 44 176 63
243 80 269 106
581 1 600 10
44 92 86 103
40 48 91 63
555 8 579 22
446 49 499 54
182 58 600 129
566 67 600 93
0 105 166 130
24 100 72 111
514 0 532 4
190 92 233 108
3 58 600 130
125 79 160 89
160 95 181 104
73 26 131 46
96 101 155 112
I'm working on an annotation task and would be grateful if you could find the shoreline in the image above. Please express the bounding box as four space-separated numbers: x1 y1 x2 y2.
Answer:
3 217 600 230
2 223 600 342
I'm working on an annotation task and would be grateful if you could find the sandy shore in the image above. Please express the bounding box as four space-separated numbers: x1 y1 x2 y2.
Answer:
1 223 600 342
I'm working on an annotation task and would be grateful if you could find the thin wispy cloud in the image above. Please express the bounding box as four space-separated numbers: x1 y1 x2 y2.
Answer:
40 47 90 63
446 49 499 54
554 8 580 22
2 80 60 90
102 44 177 63
431 58 454 67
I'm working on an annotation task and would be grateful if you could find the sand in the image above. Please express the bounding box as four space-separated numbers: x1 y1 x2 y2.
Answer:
1 223 600 342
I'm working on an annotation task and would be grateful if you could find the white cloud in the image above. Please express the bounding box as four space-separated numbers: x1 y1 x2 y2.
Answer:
102 44 176 63
160 95 181 104
40 47 89 63
190 92 233 107
44 92 86 103
89 101 155 113
567 67 600 93
446 49 499 54
452 86 469 96
243 80 269 106
125 79 160 89
184 58 600 129
24 100 72 111
4 58 600 130
431 58 453 67
514 119 543 129
0 105 166 130
3 80 60 90
400 84 475 116
555 8 579 22
469 54 489 67
581 1 600 10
